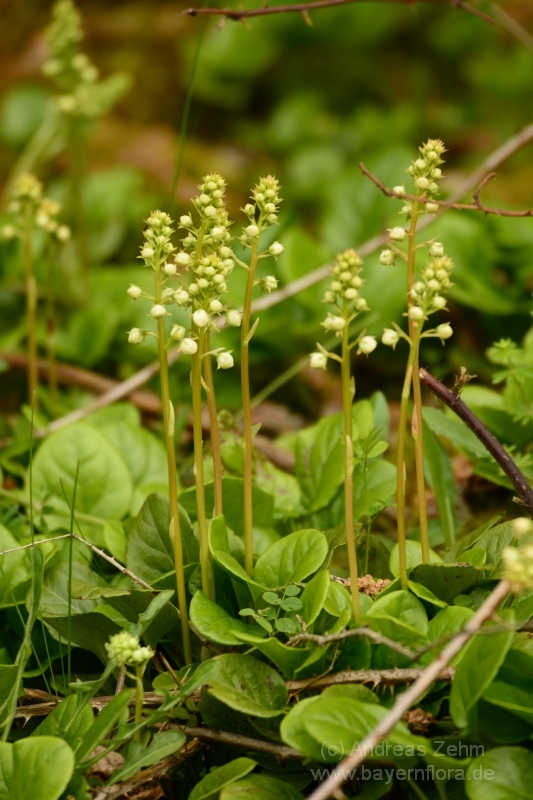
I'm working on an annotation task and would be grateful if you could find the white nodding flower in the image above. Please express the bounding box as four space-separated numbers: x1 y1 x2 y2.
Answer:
261 276 278 293
392 185 405 195
425 202 439 213
246 224 259 237
429 242 444 257
408 306 425 321
358 335 377 355
204 205 217 217
197 278 209 290
219 246 232 258
310 352 328 370
127 284 143 300
344 288 358 300
180 215 193 227
432 296 447 310
354 297 368 311
389 227 406 242
141 247 155 258
436 323 453 340
193 309 210 328
128 328 145 344
150 304 167 319
173 289 189 306
415 176 429 190
181 338 198 355
216 351 234 370
269 241 284 257
175 252 191 267
379 250 395 266
514 517 533 535
170 324 186 340
189 283 200 296
163 262 177 276
427 279 441 292
323 291 335 304
414 158 426 170
323 315 346 332
226 310 242 327
209 299 224 313
211 227 225 239
330 281 342 292
382 328 400 347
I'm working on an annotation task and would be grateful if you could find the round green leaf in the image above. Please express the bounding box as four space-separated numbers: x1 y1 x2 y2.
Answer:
466 747 533 799
208 654 288 717
253 529 328 588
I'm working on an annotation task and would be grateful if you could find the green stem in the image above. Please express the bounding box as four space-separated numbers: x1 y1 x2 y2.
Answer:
203 334 223 518
134 666 144 741
192 327 215 599
396 326 423 591
154 269 192 664
241 240 260 576
69 120 89 298
46 240 58 416
341 323 360 622
406 202 430 563
23 209 38 409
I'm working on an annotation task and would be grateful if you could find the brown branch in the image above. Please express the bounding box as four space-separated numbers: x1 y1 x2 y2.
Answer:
286 666 455 694
307 580 511 800
420 368 533 514
288 627 416 660
173 724 305 762
0 351 161 415
360 163 533 217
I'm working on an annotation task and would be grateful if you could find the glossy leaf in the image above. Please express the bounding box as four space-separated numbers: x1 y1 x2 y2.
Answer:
466 747 533 799
189 758 257 800
207 654 288 717
253 529 328 588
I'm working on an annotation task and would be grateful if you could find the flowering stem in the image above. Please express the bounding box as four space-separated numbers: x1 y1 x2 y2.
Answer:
134 665 144 742
192 326 215 599
406 202 430 564
341 322 360 621
241 239 259 576
46 239 58 415
23 209 38 409
203 334 223 517
396 325 423 591
69 120 89 298
154 268 192 664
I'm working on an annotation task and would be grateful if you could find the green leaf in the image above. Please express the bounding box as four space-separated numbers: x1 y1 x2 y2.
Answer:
220 774 303 800
280 697 324 761
300 571 330 624
0 736 74 800
190 591 260 646
389 540 442 577
207 654 288 717
295 413 344 513
0 666 19 726
32 695 94 751
103 520 127 563
126 493 196 583
40 561 104 617
353 458 396 522
0 525 31 607
253 529 328 588
31 423 133 542
363 590 428 644
77 690 135 763
231 632 310 679
408 563 493 605
482 681 533 724
180 477 274 537
69 578 130 601
89 419 167 490
189 757 257 800
423 417 458 547
109 730 186 784
466 747 533 799
407 581 447 609
450 612 515 728
423 406 487 461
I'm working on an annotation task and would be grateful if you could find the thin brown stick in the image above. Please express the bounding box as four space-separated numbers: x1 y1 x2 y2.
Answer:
288 627 416 660
420 368 533 513
306 580 510 800
287 666 455 694
174 724 305 762
360 163 533 217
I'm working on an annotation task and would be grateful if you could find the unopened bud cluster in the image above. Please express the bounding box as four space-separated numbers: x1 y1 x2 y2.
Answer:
503 545 533 592
240 175 283 294
43 0 129 119
3 173 70 243
105 630 154 667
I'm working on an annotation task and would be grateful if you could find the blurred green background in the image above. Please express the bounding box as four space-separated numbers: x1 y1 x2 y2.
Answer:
1 0 533 419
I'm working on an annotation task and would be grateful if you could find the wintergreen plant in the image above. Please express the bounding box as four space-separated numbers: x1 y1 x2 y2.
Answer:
237 176 283 576
380 140 454 589
309 249 373 620
3 174 70 410
106 631 154 740
127 210 192 663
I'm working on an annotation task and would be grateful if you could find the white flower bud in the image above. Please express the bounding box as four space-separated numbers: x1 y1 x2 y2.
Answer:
358 335 377 355
181 338 198 355
310 352 328 370
436 323 453 340
204 206 217 217
392 185 405 195
414 158 426 170
427 279 441 292
344 288 358 300
215 282 227 293
246 224 259 237
142 247 154 258
323 315 346 331
340 271 352 283
330 281 342 292
211 226 225 239
180 215 193 227
197 278 209 290
261 275 278 293
431 168 442 179
244 204 255 215
432 296 447 310
415 177 429 190
267 214 278 224
209 299 223 313
164 262 177 276
425 202 439 213
219 246 232 258
265 203 277 214
389 227 406 242
323 291 335 303
127 284 143 300
2 224 17 240
408 306 424 321
216 351 234 369
503 544 533 592
128 328 145 344
382 328 400 347
189 283 200 296
170 324 186 340
269 241 284 257
351 276 362 288
175 252 191 267
429 242 444 257
354 297 368 311
151 304 167 318
173 289 189 306
193 309 210 328
226 310 242 327
380 249 395 266
57 95 76 113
